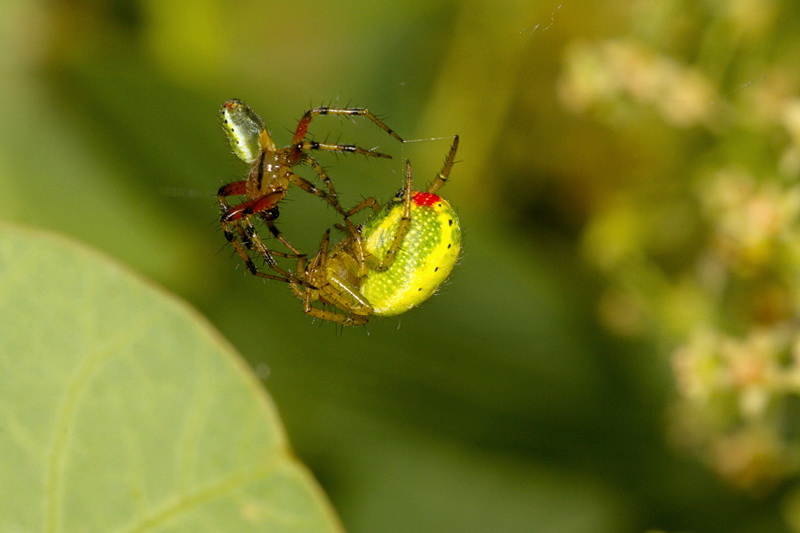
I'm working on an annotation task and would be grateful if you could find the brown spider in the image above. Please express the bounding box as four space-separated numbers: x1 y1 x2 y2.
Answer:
217 99 404 283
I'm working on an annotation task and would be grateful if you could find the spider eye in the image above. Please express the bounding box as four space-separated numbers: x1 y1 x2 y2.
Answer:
221 99 266 164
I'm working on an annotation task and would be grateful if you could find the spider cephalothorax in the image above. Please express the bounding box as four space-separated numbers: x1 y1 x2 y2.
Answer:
217 99 403 282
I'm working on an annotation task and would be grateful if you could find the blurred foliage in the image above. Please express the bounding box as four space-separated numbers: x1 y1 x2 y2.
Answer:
0 224 342 532
4 0 800 531
557 0 800 507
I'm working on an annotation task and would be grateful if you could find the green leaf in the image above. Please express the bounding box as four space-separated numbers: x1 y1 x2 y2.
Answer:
0 223 342 533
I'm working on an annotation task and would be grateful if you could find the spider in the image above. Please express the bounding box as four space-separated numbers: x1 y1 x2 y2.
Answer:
287 136 462 326
217 98 404 282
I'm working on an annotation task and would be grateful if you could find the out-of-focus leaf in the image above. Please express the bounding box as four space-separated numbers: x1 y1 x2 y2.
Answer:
0 223 341 532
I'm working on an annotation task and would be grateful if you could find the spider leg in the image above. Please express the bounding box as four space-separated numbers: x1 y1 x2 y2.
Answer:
292 107 404 145
222 222 295 283
374 160 415 272
239 215 322 286
290 106 404 161
341 196 380 277
245 231 307 284
289 229 371 326
313 275 373 324
260 215 305 257
291 229 330 303
217 180 248 243
295 140 394 159
218 182 313 284
302 275 373 326
219 189 284 223
298 153 341 210
217 181 272 274
287 158 350 217
346 196 381 217
302 304 370 327
334 218 369 277
426 135 459 195
372 137 458 271
242 217 301 259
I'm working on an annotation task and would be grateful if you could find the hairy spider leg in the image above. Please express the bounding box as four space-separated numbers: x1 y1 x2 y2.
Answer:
283 153 351 217
294 140 395 159
372 135 460 272
259 212 305 257
287 106 405 217
291 229 372 326
370 161 414 271
218 180 284 224
426 135 459 195
240 220 315 285
218 163 358 288
218 179 301 257
292 106 404 146
295 152 343 215
217 181 306 284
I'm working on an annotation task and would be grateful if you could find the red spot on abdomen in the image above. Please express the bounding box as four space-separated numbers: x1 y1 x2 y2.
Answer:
413 192 441 207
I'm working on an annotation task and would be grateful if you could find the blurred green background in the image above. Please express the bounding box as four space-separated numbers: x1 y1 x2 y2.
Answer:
6 0 800 531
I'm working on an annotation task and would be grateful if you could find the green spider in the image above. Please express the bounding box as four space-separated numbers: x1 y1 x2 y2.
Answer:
288 137 462 326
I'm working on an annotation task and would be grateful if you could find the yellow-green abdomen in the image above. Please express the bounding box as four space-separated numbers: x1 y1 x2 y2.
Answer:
361 192 461 316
